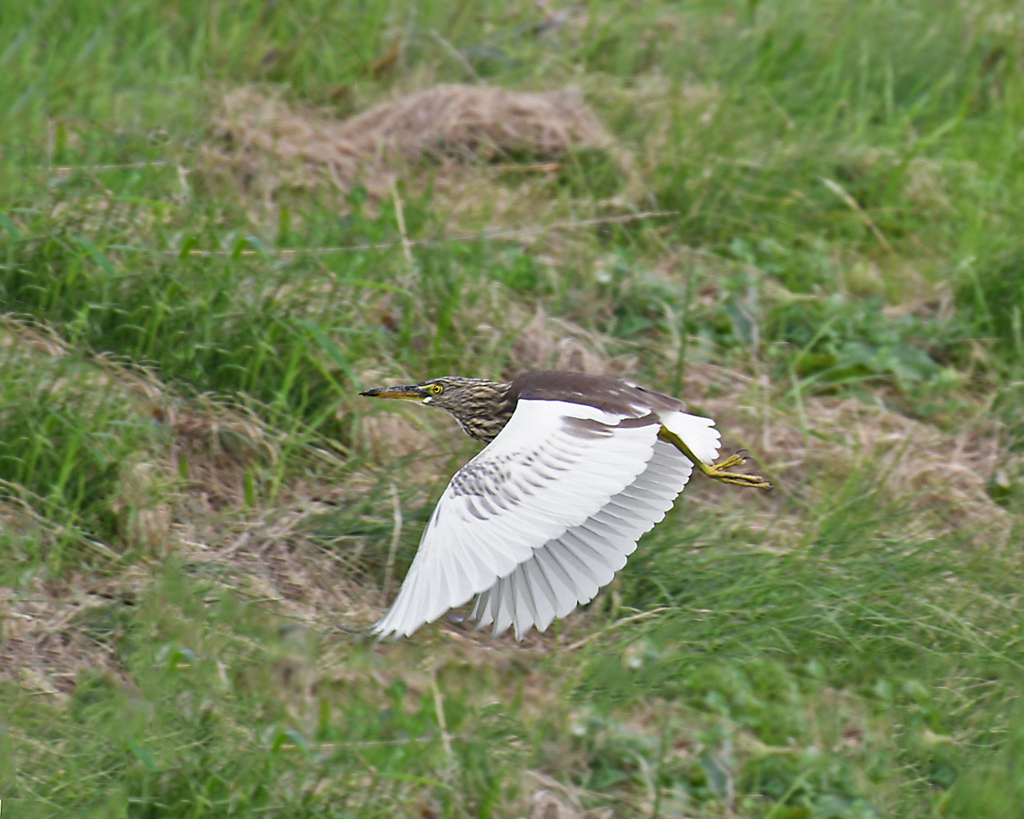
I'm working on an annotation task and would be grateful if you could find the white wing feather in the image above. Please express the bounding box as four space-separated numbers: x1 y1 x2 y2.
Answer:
468 437 696 637
373 398 724 639
373 399 658 637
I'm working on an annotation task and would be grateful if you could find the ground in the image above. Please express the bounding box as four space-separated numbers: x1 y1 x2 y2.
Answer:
2 1 1024 817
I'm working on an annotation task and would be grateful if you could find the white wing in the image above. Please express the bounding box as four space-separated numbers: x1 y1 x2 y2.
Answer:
467 437 695 638
372 399 723 639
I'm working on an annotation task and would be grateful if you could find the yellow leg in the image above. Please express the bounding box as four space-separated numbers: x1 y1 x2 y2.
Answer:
659 428 771 489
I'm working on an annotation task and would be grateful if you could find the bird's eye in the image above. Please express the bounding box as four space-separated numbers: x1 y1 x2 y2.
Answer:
429 384 443 395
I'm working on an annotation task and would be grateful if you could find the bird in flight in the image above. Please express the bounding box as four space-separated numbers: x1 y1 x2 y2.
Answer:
361 370 769 640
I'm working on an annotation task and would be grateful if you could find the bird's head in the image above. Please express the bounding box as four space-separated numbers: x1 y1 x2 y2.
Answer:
360 376 514 442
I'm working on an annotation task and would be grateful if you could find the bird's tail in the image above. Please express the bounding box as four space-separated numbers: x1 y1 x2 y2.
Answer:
659 411 721 465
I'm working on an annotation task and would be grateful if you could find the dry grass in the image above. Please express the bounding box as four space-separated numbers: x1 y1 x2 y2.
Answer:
0 569 149 698
508 307 637 377
203 84 616 202
683 361 1007 542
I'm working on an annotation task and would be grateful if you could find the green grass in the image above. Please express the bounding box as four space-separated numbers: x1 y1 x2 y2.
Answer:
3 0 1024 816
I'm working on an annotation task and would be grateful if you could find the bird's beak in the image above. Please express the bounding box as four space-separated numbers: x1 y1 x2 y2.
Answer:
359 385 429 401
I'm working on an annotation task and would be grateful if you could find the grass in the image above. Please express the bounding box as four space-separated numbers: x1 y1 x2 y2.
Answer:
3 0 1024 816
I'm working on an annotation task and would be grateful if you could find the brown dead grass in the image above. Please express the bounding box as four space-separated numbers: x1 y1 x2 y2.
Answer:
508 307 636 378
684 361 1006 543
203 84 616 202
0 569 149 697
528 783 614 819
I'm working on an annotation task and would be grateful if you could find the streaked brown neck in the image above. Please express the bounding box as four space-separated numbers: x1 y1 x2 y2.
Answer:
449 381 516 443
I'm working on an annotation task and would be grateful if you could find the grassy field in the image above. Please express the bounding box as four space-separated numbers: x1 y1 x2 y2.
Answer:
3 1 1024 816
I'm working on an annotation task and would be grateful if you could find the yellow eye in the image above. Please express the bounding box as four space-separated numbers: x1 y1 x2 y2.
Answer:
429 384 443 395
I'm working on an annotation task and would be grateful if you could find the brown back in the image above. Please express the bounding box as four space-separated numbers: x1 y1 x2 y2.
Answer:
510 370 686 416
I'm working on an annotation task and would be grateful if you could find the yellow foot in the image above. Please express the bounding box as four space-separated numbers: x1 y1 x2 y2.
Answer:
698 450 771 488
659 428 771 489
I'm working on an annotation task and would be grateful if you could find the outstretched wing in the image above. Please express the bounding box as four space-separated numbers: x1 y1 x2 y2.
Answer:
467 436 695 638
372 399 722 639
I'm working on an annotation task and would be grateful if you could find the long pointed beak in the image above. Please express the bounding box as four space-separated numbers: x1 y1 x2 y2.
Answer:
359 385 429 401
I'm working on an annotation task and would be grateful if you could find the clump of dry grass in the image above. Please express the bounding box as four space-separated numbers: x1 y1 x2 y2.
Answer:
203 84 616 201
